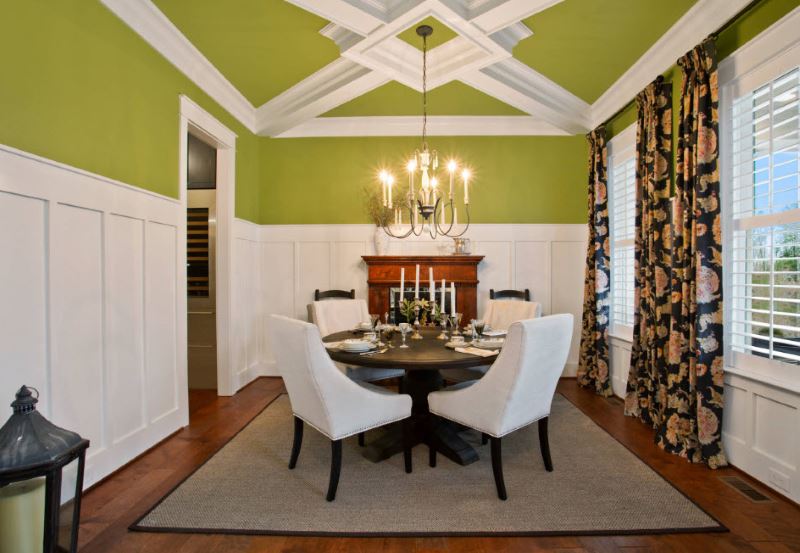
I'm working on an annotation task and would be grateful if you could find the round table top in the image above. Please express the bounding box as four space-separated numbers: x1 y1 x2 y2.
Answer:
324 328 493 371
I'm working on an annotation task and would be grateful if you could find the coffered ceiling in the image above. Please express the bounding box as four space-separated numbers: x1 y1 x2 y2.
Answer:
103 0 752 137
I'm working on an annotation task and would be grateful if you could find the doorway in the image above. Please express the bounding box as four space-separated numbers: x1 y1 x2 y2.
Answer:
187 133 217 392
178 95 238 418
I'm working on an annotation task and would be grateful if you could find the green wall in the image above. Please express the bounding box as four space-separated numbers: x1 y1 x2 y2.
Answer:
258 136 588 224
0 0 261 222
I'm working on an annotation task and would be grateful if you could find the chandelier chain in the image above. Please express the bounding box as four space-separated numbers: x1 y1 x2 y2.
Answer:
422 32 427 146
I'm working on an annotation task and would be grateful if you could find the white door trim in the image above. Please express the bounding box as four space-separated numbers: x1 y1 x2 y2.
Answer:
179 95 237 396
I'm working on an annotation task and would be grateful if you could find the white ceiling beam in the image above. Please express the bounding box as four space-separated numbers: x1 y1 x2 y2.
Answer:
590 0 752 128
100 0 257 132
275 115 570 137
255 59 389 136
469 0 564 35
284 0 386 35
462 60 591 134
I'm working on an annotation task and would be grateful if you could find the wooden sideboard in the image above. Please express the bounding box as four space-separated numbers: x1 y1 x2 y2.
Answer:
362 255 484 324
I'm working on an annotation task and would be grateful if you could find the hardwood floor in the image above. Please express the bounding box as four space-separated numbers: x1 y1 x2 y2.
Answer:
77 377 800 553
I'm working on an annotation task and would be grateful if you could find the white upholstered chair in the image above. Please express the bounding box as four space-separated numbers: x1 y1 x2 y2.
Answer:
310 299 405 387
268 315 413 501
444 299 542 383
484 299 542 331
428 314 573 500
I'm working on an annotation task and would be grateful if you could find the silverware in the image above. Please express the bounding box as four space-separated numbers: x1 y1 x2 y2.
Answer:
360 348 388 356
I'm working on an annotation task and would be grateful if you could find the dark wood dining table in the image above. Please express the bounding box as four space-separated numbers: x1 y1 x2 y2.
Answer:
324 327 495 466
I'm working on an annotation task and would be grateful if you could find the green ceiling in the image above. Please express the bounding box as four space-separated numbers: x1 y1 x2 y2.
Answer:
397 16 458 50
152 0 339 107
323 81 526 117
152 0 701 112
514 0 698 103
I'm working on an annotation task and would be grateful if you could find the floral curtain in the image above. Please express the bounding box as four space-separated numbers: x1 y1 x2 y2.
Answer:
625 79 673 427
578 127 612 397
661 39 727 468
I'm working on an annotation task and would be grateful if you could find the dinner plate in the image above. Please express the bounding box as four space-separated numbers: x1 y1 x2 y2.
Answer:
472 338 505 350
340 339 375 352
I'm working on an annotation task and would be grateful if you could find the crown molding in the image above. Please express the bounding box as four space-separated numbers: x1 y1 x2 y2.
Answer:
718 5 800 88
100 0 257 133
589 0 752 129
274 115 570 137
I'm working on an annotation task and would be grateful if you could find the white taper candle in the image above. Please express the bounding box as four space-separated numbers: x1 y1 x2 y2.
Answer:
450 282 456 316
415 264 420 299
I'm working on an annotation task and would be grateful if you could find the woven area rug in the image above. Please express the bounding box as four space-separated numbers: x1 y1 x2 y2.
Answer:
132 394 724 537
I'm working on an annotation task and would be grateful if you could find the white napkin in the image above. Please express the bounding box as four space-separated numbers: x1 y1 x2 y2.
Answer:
455 346 499 357
323 341 343 350
482 329 507 337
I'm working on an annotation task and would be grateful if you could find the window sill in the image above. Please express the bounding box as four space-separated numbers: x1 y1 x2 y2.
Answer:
724 365 800 395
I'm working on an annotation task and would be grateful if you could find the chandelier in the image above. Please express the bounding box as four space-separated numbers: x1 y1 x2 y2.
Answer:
377 24 472 239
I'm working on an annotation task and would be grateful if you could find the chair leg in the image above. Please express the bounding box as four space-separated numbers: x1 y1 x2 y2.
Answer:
481 432 489 445
490 437 508 500
358 432 365 447
403 419 413 474
538 417 553 472
428 444 436 467
326 439 343 502
289 416 303 469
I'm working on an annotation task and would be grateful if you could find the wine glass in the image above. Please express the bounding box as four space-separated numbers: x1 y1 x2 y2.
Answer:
369 313 380 331
437 314 449 340
382 324 396 347
451 312 463 336
398 322 411 348
473 319 486 342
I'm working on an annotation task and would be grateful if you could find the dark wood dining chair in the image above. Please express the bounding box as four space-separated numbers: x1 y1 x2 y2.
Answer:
489 288 530 301
315 289 355 301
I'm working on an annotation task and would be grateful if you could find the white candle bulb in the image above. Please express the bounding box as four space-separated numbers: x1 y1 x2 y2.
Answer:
448 160 456 199
462 169 470 205
415 264 420 299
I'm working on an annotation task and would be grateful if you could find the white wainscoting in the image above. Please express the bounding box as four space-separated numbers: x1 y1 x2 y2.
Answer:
0 145 188 489
254 224 588 377
608 339 800 504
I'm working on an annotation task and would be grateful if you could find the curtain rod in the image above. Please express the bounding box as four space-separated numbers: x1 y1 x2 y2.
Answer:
598 0 765 130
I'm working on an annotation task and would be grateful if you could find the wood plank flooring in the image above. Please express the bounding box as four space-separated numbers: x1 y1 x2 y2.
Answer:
77 378 800 553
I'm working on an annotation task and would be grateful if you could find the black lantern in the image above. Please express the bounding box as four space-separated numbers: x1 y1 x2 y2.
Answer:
0 386 89 552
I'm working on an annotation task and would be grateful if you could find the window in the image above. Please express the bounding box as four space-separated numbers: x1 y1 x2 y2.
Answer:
608 125 637 337
729 66 800 371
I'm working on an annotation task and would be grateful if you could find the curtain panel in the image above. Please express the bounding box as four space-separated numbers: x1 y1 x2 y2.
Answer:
578 127 612 397
625 79 673 427
663 39 727 468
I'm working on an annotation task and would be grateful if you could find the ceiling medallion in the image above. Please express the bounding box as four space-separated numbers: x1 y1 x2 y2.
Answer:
376 24 472 240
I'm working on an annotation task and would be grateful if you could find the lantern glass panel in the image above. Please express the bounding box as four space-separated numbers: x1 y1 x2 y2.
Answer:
57 457 81 551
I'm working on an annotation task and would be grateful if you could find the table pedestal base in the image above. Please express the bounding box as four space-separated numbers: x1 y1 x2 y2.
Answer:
362 370 479 466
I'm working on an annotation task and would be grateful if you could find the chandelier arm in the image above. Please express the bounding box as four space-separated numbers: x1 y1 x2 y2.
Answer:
447 203 471 237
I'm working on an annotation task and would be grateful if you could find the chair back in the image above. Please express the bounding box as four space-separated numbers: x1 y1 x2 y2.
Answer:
311 298 370 337
315 289 355 301
489 288 530 301
484 299 541 331
478 314 573 435
267 315 356 436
